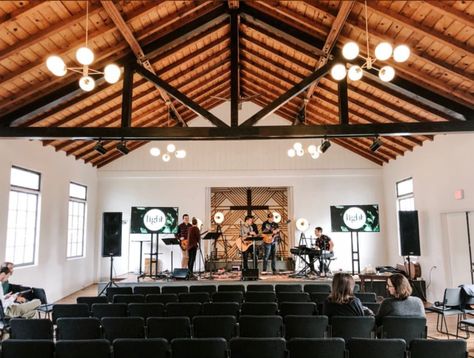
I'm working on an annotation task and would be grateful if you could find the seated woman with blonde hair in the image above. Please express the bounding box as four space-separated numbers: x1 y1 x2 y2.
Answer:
323 272 364 319
375 273 425 326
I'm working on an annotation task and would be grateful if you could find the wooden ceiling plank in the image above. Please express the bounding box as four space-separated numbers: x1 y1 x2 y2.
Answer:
424 1 474 27
230 9 240 127
0 1 48 26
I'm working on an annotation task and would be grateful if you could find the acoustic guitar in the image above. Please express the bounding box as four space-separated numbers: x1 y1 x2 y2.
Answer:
236 236 254 252
179 237 188 251
262 219 291 244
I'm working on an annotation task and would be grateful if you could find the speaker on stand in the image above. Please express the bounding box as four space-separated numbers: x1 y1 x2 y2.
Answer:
99 212 123 296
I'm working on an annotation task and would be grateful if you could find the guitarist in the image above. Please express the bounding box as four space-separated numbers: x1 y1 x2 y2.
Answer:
239 215 259 270
262 213 280 274
177 214 192 269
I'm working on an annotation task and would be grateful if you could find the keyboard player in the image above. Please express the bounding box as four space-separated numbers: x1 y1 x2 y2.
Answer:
309 227 334 275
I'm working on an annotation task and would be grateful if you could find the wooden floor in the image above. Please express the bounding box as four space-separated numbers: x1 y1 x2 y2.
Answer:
57 282 474 355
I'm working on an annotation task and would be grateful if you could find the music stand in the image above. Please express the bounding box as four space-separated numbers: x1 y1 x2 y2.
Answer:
162 237 180 274
245 236 263 269
203 232 220 279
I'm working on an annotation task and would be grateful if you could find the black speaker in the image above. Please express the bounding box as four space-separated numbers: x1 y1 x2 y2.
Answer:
172 268 190 280
102 212 122 257
241 269 259 281
399 210 421 256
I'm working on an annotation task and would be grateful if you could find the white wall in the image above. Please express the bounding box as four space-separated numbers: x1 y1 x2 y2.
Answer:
98 102 386 279
383 134 474 301
0 140 98 302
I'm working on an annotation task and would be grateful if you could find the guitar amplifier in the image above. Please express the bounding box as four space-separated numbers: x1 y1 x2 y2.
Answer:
241 269 259 281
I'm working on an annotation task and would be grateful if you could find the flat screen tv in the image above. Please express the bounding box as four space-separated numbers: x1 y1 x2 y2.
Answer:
130 207 179 234
330 205 380 232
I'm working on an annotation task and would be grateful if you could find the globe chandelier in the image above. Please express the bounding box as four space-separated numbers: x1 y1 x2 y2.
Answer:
45 1 121 91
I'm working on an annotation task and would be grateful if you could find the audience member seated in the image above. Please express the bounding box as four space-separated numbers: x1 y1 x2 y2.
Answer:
376 273 425 326
0 267 40 318
323 272 364 319
1 262 47 303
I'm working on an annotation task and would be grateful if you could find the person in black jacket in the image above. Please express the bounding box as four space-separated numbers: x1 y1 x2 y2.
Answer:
323 272 364 319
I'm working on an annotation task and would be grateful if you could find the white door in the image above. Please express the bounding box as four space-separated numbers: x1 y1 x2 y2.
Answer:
445 212 474 287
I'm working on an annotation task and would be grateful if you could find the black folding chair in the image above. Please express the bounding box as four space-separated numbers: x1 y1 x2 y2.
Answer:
287 338 345 358
410 338 467 358
275 284 302 293
247 284 274 292
201 302 240 317
105 286 133 302
76 296 108 310
56 317 102 340
52 304 90 324
244 291 276 302
113 338 169 358
218 284 245 293
241 302 278 315
146 293 179 304
230 337 286 358
178 292 210 303
1 339 54 358
284 315 328 339
10 318 53 339
348 338 406 358
190 285 217 294
91 303 128 319
166 302 202 318
277 292 310 302
363 302 380 315
101 317 145 342
212 291 244 304
147 317 191 341
279 302 318 316
113 294 145 304
172 338 228 358
55 339 111 358
330 316 375 341
133 286 161 295
425 287 466 338
380 316 427 346
193 315 237 340
128 303 164 319
303 284 331 294
162 286 189 294
355 292 377 303
239 315 283 337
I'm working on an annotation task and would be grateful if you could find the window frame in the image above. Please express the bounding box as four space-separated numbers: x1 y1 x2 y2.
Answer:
66 182 87 259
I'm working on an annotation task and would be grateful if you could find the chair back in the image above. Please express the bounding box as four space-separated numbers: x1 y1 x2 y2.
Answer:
247 284 274 292
193 315 237 340
284 315 328 339
443 288 463 308
410 338 467 358
279 302 318 316
56 317 102 340
330 316 375 341
239 315 283 337
381 316 427 345
355 292 377 303
230 337 286 358
146 293 178 304
76 296 108 310
147 317 191 340
189 285 217 294
52 304 90 323
162 286 189 294
55 339 111 358
218 284 245 292
275 284 302 293
101 317 145 342
1 340 55 358
287 338 345 358
113 338 169 358
128 303 164 319
91 303 128 319
133 286 161 295
241 302 278 316
245 291 276 302
178 292 210 303
348 338 406 358
166 302 202 318
201 302 240 317
304 284 331 294
172 338 228 358
10 319 53 340
106 286 133 302
113 294 145 304
212 291 244 304
277 292 310 303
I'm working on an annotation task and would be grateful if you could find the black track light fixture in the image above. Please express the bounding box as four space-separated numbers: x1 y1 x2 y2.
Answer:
318 139 331 154
93 140 107 155
370 137 382 152
116 140 129 155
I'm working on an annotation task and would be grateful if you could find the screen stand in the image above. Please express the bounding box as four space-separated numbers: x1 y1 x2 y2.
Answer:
351 231 360 275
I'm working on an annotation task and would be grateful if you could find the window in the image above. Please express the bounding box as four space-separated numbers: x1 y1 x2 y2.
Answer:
67 182 87 258
396 177 415 211
6 166 41 266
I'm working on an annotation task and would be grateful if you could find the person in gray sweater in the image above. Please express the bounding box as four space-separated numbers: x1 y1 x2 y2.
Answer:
376 273 425 326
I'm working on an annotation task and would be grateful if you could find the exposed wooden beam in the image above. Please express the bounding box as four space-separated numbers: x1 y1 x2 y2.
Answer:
100 0 186 127
303 1 354 105
338 77 349 125
5 121 474 140
121 64 134 128
228 1 239 10
0 1 47 26
240 63 332 127
230 10 240 127
423 1 474 27
134 64 229 128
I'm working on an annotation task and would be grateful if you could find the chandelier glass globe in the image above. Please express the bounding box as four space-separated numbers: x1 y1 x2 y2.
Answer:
167 144 176 153
374 42 393 61
104 64 121 84
150 147 161 157
296 148 304 157
379 65 395 82
75 46 94 66
293 142 303 151
342 42 360 60
348 65 363 81
175 150 186 159
393 45 410 63
79 75 95 91
287 148 296 158
331 64 347 81
311 151 320 159
162 153 171 162
46 55 67 76
307 144 317 154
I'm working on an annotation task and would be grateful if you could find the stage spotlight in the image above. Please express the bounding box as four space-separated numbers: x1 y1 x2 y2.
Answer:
318 139 331 154
214 212 225 224
116 141 129 155
296 218 309 232
370 137 382 152
94 141 107 155
272 212 282 224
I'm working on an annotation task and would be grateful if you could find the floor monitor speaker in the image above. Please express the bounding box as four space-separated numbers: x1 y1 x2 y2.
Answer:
172 268 190 280
399 210 421 256
102 212 122 257
241 269 259 281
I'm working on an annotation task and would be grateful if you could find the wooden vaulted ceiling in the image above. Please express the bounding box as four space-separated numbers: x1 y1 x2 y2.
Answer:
0 1 472 167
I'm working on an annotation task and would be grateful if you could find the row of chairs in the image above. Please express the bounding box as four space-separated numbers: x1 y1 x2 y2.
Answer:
1 337 467 358
10 315 427 344
104 284 334 300
53 301 381 322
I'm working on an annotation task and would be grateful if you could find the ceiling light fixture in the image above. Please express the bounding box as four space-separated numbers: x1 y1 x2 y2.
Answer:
318 139 331 154
370 137 383 152
333 0 410 83
45 1 121 91
287 141 329 159
93 141 107 155
116 141 129 155
150 144 186 161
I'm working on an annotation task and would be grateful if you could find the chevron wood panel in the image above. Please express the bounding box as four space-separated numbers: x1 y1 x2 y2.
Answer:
210 187 289 261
